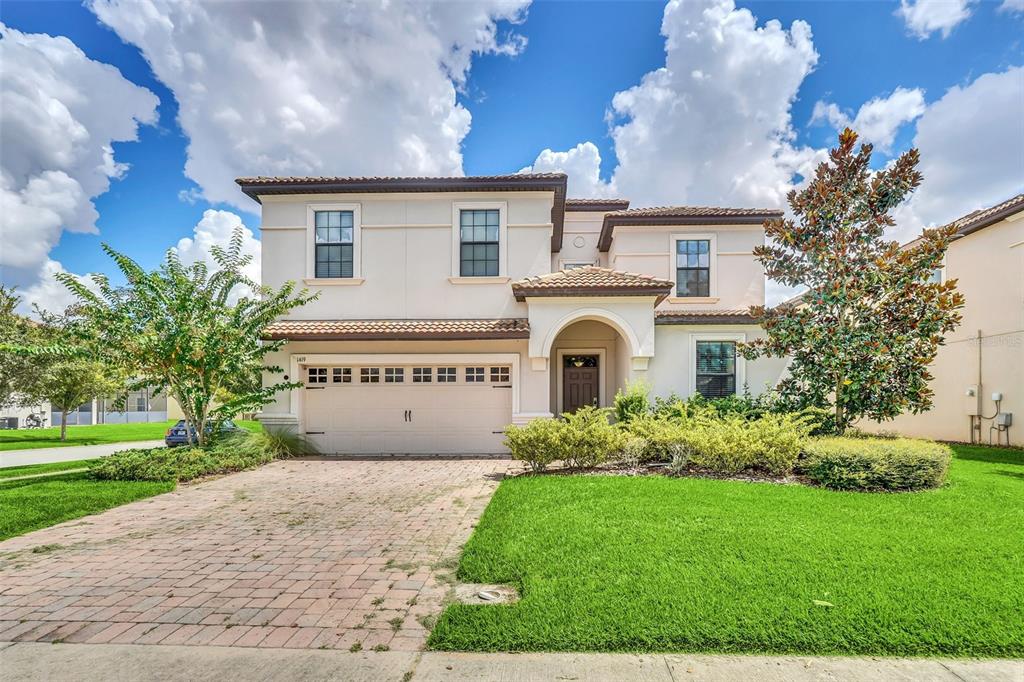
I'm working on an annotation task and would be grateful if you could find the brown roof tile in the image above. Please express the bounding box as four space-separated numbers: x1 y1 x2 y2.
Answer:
598 205 782 251
512 266 673 302
655 309 757 325
565 198 631 211
944 192 1024 237
265 318 530 341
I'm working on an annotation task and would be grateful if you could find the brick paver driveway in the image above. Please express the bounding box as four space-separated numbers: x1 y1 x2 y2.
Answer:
0 458 510 651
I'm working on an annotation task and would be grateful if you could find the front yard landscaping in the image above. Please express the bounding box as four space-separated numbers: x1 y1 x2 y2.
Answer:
429 444 1024 657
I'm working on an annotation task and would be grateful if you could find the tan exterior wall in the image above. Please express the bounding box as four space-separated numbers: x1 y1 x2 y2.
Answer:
555 212 605 270
607 224 765 312
864 215 1024 445
261 192 555 320
646 325 789 401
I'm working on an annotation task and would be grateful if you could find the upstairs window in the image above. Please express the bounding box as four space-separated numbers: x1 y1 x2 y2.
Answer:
459 209 499 277
315 210 354 278
676 239 711 297
695 341 736 398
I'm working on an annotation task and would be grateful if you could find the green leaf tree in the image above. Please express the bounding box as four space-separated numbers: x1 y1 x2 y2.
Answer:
39 359 119 441
741 129 964 433
57 228 316 446
0 286 47 411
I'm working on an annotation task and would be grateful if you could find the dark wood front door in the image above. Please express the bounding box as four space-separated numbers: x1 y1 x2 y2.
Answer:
563 355 599 413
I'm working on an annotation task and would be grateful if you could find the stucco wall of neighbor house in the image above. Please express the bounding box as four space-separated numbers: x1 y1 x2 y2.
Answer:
260 192 555 321
555 211 605 270
863 215 1024 445
645 325 789 401
608 224 765 311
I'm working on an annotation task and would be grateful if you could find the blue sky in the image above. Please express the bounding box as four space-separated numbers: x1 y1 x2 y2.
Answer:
1 0 1022 310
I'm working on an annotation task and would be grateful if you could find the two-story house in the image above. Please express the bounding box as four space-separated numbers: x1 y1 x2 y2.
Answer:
239 173 789 454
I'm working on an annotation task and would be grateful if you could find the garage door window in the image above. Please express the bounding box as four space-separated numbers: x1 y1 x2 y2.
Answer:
437 367 457 383
384 367 404 383
307 367 327 384
489 366 510 382
360 368 380 383
413 367 432 383
333 368 352 383
465 367 485 383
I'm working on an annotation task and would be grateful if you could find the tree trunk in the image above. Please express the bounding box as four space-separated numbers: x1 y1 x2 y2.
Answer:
834 376 845 435
60 410 68 441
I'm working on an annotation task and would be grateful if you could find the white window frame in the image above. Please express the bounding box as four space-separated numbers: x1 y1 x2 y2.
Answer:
306 203 362 282
451 201 508 279
669 233 718 301
688 332 746 397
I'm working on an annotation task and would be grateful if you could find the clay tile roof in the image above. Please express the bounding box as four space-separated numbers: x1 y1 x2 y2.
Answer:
511 266 673 303
944 192 1024 237
655 309 758 325
598 205 782 251
235 173 569 252
565 198 631 211
264 318 530 341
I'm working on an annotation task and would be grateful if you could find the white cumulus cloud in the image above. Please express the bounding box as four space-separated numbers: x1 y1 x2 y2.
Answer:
0 22 158 300
523 0 823 209
88 0 531 209
521 142 615 198
17 259 102 318
171 209 261 289
811 87 926 153
896 0 974 39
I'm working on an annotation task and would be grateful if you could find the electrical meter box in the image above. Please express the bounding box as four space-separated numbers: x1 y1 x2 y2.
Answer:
996 413 1013 427
965 385 980 416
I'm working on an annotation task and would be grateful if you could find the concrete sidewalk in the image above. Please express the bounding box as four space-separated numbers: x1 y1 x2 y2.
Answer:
0 440 164 469
0 643 1020 681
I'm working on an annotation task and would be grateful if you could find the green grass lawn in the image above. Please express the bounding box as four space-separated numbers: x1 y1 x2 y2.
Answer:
0 471 174 540
0 458 98 479
0 419 261 451
429 444 1024 657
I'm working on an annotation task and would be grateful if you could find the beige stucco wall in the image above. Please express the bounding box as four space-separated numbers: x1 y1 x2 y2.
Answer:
260 192 555 320
863 215 1024 445
645 325 789 401
608 224 765 311
554 211 605 270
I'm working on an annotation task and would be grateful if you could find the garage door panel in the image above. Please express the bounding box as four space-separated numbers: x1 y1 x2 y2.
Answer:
303 363 512 455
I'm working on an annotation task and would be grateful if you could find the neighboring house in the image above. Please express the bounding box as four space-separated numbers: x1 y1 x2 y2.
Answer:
241 174 789 454
56 388 184 427
866 194 1024 446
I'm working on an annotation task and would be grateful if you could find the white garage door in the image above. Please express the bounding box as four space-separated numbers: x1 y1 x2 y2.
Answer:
302 363 513 454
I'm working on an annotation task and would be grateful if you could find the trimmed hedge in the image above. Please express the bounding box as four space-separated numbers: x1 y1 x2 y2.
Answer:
801 437 952 491
504 406 624 472
91 432 283 482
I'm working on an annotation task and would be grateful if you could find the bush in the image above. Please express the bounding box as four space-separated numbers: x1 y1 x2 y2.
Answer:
504 418 564 473
622 414 688 463
675 413 813 476
250 426 320 457
801 437 951 491
613 381 650 423
560 406 625 469
91 432 279 482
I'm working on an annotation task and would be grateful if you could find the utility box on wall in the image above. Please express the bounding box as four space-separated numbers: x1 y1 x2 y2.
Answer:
964 385 980 416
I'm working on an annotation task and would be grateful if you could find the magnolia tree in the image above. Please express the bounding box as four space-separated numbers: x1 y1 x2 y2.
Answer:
741 129 964 433
59 229 316 446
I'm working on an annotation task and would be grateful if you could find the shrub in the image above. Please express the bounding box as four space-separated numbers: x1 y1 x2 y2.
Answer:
622 414 687 462
91 432 279 482
676 412 814 476
250 426 320 457
613 380 650 423
801 437 951 491
504 418 564 473
618 436 646 468
560 406 625 469
666 443 692 474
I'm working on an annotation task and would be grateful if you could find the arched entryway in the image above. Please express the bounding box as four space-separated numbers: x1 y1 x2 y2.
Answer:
549 319 634 414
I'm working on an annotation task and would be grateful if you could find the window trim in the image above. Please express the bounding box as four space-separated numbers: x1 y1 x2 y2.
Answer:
558 259 597 270
688 333 745 398
669 233 718 300
451 201 507 278
307 203 362 281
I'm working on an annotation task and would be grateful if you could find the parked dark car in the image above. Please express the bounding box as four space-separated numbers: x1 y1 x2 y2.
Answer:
164 419 241 447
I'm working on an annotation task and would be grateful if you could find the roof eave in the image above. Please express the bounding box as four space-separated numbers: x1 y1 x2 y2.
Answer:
598 214 777 251
954 201 1024 237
